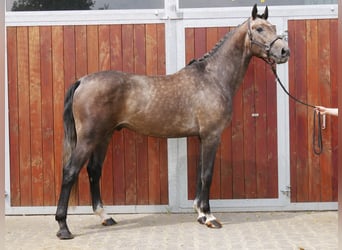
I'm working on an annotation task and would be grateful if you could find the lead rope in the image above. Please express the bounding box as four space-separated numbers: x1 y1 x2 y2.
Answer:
313 111 323 155
269 65 323 155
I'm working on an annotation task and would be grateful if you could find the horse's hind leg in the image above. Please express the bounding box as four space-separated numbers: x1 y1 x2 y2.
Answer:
194 135 222 229
87 139 116 226
56 145 92 239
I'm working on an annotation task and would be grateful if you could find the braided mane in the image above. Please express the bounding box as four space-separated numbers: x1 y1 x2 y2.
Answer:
187 27 237 66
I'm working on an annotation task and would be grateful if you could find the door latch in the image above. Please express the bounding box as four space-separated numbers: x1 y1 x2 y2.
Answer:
281 186 291 197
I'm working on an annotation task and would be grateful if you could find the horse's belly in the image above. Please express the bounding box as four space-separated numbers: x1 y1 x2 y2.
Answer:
123 115 199 138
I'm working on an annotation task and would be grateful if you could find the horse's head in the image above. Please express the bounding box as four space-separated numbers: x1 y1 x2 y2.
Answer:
247 4 290 64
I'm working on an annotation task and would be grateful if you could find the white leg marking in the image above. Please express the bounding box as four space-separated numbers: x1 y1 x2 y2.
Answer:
95 205 111 221
205 213 217 223
193 199 203 218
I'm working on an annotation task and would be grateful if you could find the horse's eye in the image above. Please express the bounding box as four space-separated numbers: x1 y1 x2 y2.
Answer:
256 27 263 33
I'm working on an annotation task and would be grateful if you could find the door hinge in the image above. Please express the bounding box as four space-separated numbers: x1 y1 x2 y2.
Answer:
281 186 291 197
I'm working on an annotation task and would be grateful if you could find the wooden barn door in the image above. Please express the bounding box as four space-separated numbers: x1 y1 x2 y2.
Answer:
185 26 279 201
7 24 168 207
288 19 338 202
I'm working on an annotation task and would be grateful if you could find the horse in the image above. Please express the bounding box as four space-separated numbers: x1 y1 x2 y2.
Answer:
55 4 290 239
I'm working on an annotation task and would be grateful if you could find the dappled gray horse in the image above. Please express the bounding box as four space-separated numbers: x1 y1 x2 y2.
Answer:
56 4 290 239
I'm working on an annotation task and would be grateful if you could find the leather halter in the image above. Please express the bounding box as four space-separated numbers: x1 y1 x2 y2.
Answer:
247 18 284 60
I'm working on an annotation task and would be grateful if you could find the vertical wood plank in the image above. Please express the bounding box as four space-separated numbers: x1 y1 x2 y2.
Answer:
288 20 298 202
194 28 206 59
146 24 161 204
74 25 91 206
63 25 77 205
243 59 256 198
185 28 195 65
147 137 161 204
306 19 321 202
17 26 32 206
122 24 137 205
220 127 232 199
110 25 123 71
7 27 21 206
294 20 309 202
156 24 168 204
206 27 218 49
82 24 98 206
134 24 149 205
28 26 43 206
318 19 333 202
329 19 338 201
98 24 114 205
124 128 137 205
110 24 126 205
87 25 99 74
75 25 87 78
63 26 76 89
159 138 168 204
98 25 111 71
40 26 55 205
265 64 278 198
254 59 268 198
52 26 65 204
232 85 245 198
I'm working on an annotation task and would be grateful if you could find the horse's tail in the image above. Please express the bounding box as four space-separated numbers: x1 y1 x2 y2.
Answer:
63 80 81 205
63 80 81 167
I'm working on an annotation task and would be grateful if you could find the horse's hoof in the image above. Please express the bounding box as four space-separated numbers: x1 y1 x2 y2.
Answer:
205 219 222 229
56 229 74 240
197 216 206 225
102 217 117 226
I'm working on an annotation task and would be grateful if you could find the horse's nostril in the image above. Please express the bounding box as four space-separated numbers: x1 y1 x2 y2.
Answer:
282 48 290 57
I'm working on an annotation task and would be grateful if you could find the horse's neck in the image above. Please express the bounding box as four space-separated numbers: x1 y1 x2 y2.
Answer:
207 24 252 94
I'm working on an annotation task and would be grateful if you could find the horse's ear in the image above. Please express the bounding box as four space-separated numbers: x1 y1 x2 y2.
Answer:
263 6 269 20
252 4 258 20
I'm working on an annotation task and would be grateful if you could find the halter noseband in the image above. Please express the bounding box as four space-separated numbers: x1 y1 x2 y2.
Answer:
247 18 284 61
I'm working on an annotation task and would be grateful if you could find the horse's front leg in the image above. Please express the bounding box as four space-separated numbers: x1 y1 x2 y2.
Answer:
194 135 222 228
87 142 117 226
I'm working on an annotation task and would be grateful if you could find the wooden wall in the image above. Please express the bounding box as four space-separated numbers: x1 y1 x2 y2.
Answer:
288 19 338 202
7 19 338 208
7 24 169 207
185 27 279 200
